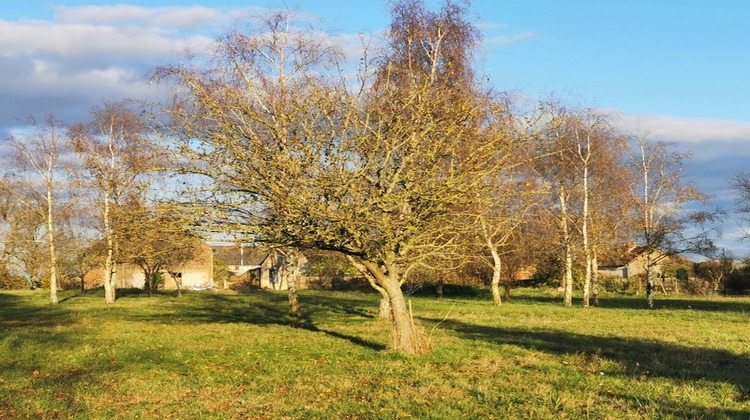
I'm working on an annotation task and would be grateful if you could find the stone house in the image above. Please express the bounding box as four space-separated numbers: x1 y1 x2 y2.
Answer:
212 246 309 290
597 245 668 280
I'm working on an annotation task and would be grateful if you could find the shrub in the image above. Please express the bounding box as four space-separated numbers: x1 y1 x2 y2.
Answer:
599 274 627 292
0 274 28 290
723 270 750 295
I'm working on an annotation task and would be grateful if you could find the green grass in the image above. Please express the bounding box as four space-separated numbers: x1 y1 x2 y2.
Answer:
1 287 749 419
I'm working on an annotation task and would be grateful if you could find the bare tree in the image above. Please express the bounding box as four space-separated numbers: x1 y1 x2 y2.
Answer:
474 97 541 306
116 201 202 297
478 177 539 306
693 250 735 293
631 136 718 308
531 101 583 306
586 128 634 305
154 3 500 354
69 101 157 304
1 115 72 304
567 109 629 307
732 171 750 239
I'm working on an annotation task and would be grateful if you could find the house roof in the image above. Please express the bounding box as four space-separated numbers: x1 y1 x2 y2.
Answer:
598 245 650 267
599 244 670 268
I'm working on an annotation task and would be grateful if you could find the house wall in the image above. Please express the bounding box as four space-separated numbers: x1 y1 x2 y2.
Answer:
257 252 309 291
81 243 214 290
598 266 627 278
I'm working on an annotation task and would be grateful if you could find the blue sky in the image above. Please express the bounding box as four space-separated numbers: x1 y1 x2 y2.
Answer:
1 0 748 254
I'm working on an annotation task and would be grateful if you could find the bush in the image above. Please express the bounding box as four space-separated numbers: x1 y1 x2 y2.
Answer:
599 274 627 292
0 275 28 290
213 258 230 289
723 270 750 295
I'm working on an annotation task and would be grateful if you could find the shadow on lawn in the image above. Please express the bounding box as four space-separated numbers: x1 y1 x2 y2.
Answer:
513 293 750 312
0 292 74 329
424 316 750 415
146 291 386 351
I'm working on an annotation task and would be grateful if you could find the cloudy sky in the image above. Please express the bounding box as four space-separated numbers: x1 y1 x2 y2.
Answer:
1 0 749 254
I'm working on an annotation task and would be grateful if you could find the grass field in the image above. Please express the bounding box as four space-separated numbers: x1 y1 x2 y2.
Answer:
1 287 749 419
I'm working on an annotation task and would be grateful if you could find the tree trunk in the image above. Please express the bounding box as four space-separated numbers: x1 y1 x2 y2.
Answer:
361 259 430 354
380 273 430 355
646 255 655 309
288 277 299 316
482 220 502 306
591 250 600 306
489 248 502 306
503 282 511 301
559 186 573 307
581 161 592 308
103 192 116 304
378 289 392 320
287 254 300 316
435 280 443 298
280 248 302 316
147 271 155 297
46 188 59 305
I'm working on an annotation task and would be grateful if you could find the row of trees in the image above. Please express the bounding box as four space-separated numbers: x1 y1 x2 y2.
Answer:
0 105 202 303
0 0 738 353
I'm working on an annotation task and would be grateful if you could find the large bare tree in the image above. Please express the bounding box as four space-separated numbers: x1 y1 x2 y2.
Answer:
154 2 501 354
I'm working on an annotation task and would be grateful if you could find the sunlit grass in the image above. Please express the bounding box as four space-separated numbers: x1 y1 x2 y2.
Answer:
1 287 749 418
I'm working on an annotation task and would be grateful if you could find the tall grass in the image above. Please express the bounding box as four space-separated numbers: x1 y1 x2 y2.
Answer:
1 287 749 418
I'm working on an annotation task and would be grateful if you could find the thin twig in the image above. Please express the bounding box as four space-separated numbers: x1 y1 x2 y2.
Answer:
428 302 456 344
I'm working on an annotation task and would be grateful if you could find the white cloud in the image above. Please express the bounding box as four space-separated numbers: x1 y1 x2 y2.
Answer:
0 19 213 58
51 5 262 29
612 112 750 144
0 4 365 133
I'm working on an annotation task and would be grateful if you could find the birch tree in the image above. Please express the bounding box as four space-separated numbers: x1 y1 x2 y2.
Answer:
154 2 500 354
2 116 70 304
69 102 156 304
567 110 626 307
631 136 717 308
733 171 750 239
532 103 582 306
478 176 539 306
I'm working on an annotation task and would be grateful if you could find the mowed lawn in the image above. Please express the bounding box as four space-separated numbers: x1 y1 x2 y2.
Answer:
1 287 749 419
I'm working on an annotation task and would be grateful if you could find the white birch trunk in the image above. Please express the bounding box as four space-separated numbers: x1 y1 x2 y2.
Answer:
481 219 502 306
581 155 592 308
103 191 116 304
560 185 574 307
46 185 59 305
489 247 502 307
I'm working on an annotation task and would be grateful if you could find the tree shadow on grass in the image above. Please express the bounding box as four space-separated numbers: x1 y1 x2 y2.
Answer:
513 293 750 312
423 316 750 415
138 291 386 351
0 292 74 329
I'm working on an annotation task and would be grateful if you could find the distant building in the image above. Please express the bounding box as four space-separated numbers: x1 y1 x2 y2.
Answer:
597 245 668 280
212 245 309 290
83 243 214 290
